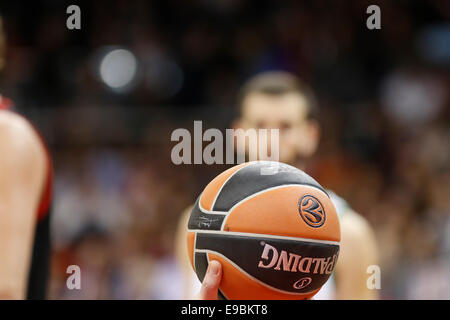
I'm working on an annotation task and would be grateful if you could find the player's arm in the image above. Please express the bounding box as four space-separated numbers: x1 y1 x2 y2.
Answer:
334 210 379 300
0 111 46 299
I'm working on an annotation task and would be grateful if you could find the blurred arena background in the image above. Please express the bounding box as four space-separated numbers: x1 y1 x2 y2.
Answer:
0 0 449 299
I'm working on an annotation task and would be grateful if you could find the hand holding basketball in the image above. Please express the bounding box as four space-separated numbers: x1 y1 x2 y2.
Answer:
195 260 223 300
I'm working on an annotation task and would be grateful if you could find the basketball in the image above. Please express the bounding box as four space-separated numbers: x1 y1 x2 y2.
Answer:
186 161 341 300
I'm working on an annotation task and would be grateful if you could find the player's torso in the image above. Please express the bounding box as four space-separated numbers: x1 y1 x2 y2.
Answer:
0 95 53 299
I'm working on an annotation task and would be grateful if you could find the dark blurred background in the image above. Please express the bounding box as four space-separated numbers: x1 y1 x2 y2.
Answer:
0 0 449 299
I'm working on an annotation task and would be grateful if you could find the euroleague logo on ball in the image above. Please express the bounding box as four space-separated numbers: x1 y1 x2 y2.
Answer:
298 195 326 228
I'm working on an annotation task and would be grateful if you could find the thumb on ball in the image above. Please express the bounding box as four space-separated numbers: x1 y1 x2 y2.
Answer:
197 260 222 300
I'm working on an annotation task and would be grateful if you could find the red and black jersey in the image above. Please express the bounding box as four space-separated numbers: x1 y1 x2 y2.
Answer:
0 95 53 299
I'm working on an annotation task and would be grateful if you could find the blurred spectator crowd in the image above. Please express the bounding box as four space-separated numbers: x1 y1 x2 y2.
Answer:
0 0 449 299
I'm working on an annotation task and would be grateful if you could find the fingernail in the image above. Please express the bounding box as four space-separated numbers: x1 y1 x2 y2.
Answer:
208 261 220 276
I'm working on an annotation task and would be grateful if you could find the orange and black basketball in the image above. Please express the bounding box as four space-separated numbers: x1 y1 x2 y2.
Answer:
187 161 341 300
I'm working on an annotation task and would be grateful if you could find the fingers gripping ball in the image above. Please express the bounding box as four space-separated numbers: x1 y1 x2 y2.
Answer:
187 161 341 300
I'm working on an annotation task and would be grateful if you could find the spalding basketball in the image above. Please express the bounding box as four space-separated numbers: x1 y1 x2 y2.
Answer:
187 161 340 300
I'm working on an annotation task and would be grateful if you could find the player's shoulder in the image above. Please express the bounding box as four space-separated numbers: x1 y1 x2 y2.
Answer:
340 209 374 239
0 109 36 137
326 189 374 238
327 190 350 216
0 109 46 161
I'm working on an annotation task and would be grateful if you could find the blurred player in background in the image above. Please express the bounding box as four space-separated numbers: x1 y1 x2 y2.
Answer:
175 71 379 300
0 15 53 299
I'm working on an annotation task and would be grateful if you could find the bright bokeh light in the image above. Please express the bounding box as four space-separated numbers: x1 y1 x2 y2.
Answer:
99 48 138 91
